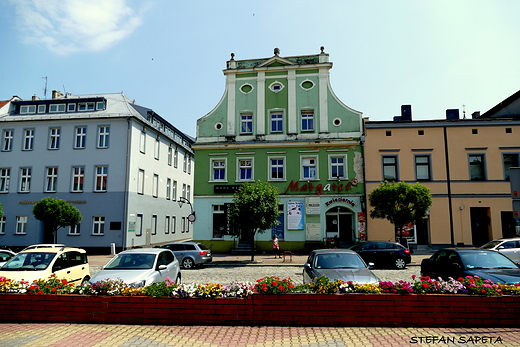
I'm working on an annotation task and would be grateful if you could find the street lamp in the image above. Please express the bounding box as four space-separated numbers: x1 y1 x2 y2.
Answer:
178 197 196 222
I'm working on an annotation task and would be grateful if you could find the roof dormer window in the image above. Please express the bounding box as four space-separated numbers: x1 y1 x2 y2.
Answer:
20 105 36 114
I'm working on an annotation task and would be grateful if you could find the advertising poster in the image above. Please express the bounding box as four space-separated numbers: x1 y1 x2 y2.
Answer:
287 201 304 230
357 212 366 241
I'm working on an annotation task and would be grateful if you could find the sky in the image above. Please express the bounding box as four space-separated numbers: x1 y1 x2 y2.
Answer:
1 0 519 138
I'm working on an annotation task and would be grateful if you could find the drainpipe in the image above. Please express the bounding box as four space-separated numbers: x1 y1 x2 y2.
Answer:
443 126 455 246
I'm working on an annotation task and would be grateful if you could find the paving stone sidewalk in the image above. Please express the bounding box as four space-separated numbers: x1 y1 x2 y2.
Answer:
1 324 519 347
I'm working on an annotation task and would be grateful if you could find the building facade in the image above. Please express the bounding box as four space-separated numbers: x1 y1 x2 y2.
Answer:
364 98 520 250
193 48 365 253
0 92 194 253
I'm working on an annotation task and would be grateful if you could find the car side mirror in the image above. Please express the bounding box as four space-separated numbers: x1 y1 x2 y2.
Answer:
157 264 167 271
497 246 505 250
367 262 375 269
304 263 311 268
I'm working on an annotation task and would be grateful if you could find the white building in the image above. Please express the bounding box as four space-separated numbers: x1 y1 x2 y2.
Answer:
0 92 194 253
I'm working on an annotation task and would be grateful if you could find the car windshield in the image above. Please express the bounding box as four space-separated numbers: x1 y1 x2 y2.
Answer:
480 241 502 249
1 252 56 271
314 253 365 269
104 253 156 270
460 251 518 270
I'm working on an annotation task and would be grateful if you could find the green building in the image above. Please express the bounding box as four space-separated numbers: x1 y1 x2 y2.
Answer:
193 48 365 253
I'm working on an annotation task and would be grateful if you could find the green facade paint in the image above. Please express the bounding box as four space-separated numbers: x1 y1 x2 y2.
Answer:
194 49 365 252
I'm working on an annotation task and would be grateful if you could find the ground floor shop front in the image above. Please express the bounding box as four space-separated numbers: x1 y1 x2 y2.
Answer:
193 195 365 253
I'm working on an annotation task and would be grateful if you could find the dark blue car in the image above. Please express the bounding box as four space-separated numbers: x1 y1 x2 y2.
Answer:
421 248 520 284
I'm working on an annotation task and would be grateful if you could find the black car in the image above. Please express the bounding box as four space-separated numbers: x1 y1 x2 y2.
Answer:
421 248 520 284
349 241 411 269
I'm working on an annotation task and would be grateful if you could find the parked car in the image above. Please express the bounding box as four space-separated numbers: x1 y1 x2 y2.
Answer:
421 248 520 284
303 249 380 285
90 248 180 287
480 238 520 264
0 246 90 284
160 242 212 269
349 241 411 269
0 249 16 267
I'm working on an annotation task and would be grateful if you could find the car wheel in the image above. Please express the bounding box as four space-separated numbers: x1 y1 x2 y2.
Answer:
81 276 90 285
182 258 195 269
394 257 406 269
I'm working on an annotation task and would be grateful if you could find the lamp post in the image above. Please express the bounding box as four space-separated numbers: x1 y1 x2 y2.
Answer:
178 197 196 222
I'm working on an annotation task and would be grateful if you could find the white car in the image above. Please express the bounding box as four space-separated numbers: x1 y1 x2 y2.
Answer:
90 248 181 287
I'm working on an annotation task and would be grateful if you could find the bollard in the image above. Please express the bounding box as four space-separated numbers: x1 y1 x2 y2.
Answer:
110 243 116 255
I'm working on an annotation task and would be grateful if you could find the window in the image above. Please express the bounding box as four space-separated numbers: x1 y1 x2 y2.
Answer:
139 131 146 153
92 216 105 235
503 154 519 181
38 105 46 113
269 158 285 180
238 158 253 181
168 147 172 166
301 110 314 131
3 130 13 151
136 214 143 236
329 155 346 179
151 215 157 235
0 168 10 192
415 155 431 181
78 102 95 111
165 216 170 234
174 148 178 168
19 167 31 192
472 129 478 134
94 166 108 192
212 205 226 239
154 139 160 160
98 126 110 148
23 129 34 150
302 157 317 179
172 180 177 200
187 156 192 174
181 217 186 233
183 153 187 172
469 154 485 181
187 185 191 201
16 216 27 234
166 178 171 200
96 101 105 110
68 224 80 235
137 169 145 194
211 159 226 181
182 184 186 199
49 104 66 113
20 105 36 114
271 112 283 133
386 131 392 136
172 216 177 234
0 216 5 234
72 166 85 192
240 113 253 134
153 174 159 197
68 103 76 112
74 127 87 149
382 156 398 181
45 167 58 192
49 127 60 150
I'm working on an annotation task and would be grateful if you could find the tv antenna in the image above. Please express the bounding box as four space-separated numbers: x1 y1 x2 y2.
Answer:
42 76 48 99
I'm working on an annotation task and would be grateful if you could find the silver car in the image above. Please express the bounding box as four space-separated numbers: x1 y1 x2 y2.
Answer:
161 242 212 269
303 249 380 285
90 248 181 287
480 238 520 264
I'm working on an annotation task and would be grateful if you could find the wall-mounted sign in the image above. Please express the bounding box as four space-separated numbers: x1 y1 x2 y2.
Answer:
287 201 304 230
306 223 321 241
214 185 241 194
282 179 358 195
305 197 320 215
325 197 356 207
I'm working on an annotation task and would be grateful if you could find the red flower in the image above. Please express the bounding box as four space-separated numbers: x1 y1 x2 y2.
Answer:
278 285 284 291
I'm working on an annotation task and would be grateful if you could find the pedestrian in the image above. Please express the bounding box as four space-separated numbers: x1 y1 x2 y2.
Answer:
272 235 282 258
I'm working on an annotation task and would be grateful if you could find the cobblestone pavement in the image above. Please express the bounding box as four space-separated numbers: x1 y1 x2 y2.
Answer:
1 324 519 346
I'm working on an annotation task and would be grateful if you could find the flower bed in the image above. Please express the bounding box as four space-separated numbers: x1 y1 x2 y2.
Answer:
1 275 519 327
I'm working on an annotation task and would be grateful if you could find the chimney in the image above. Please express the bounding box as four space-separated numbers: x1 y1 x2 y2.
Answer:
446 109 459 120
472 111 481 119
401 105 412 121
52 90 64 99
32 95 40 101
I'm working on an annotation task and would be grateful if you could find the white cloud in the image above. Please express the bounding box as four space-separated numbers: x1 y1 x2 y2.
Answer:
9 0 145 55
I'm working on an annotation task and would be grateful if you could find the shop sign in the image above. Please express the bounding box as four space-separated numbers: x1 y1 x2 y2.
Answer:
282 179 358 195
324 197 356 207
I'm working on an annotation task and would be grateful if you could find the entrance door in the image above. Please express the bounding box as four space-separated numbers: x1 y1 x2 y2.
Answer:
325 207 353 243
470 207 491 246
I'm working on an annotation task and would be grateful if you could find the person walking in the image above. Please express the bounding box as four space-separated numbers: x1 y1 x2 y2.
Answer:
272 235 282 258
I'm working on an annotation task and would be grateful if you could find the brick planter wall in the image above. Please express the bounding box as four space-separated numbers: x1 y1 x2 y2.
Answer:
1 293 519 327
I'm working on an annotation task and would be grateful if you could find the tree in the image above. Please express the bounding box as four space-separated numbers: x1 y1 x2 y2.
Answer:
33 197 82 243
0 203 3 217
368 181 432 246
228 180 281 261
